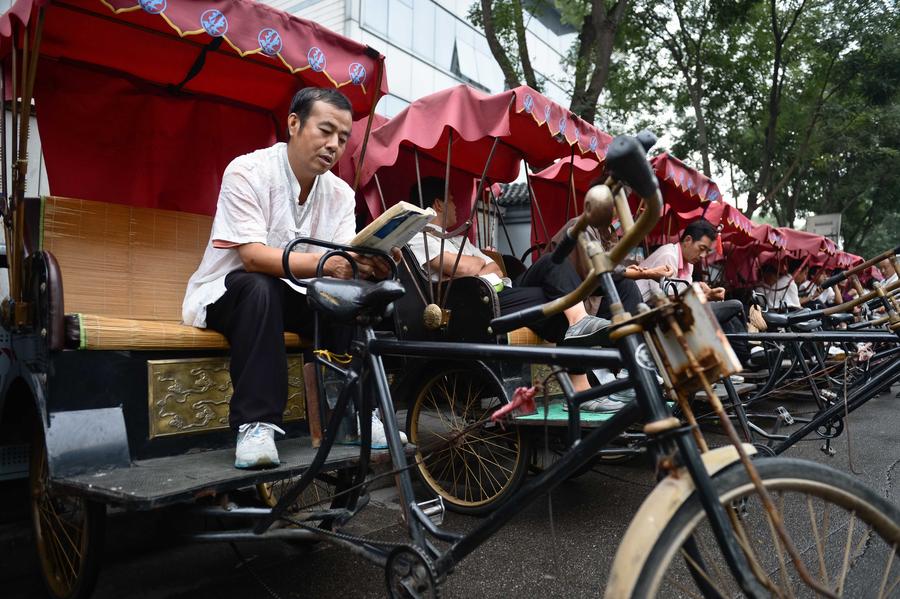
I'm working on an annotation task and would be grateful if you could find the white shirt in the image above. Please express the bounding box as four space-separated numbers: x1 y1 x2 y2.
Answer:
816 286 836 305
182 142 356 327
636 243 693 301
407 229 511 288
756 274 800 310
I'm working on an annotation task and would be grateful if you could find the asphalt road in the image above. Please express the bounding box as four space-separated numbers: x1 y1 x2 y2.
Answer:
3 383 899 598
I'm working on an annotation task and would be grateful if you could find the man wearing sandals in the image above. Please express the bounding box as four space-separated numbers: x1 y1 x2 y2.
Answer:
183 88 403 470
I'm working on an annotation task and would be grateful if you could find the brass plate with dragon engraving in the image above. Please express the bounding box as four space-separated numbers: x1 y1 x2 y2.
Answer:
148 356 305 438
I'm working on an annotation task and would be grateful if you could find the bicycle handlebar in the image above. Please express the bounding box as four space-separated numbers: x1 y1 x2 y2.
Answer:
821 245 900 288
281 237 398 287
491 134 661 334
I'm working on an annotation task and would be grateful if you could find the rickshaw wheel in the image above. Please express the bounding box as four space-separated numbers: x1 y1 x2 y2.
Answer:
407 364 528 516
256 468 357 532
30 424 105 599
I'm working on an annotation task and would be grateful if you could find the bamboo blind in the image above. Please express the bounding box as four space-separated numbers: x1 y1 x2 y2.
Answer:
41 196 210 322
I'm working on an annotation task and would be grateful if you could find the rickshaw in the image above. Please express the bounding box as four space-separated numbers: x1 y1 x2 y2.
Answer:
0 0 389 597
349 83 642 514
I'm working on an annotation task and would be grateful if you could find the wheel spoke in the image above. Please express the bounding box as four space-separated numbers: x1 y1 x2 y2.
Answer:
459 443 504 495
835 512 856 595
876 543 897 599
807 496 830 585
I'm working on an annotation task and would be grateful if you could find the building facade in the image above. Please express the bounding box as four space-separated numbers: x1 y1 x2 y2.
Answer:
266 0 576 117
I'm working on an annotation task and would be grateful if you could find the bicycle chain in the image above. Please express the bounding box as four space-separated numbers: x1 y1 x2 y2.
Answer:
283 514 410 549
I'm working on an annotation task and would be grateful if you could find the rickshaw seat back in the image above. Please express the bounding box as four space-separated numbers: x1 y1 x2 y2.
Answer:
394 246 549 346
34 196 305 350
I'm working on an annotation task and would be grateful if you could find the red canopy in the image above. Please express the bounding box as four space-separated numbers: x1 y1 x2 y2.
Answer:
628 153 723 245
528 155 601 247
353 84 613 223
0 0 387 215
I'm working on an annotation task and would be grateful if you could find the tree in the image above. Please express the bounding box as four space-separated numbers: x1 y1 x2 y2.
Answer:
470 0 632 122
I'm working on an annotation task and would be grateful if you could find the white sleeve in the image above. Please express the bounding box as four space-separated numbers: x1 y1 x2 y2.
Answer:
210 165 268 246
406 231 444 269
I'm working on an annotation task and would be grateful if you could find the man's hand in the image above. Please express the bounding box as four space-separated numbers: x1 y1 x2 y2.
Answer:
345 248 402 280
322 254 356 279
706 287 726 301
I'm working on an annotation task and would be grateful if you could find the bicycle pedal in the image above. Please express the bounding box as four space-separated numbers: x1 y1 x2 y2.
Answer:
820 443 836 457
775 406 795 425
417 497 445 526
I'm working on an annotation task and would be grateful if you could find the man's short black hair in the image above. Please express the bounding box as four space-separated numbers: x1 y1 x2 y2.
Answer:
787 258 805 272
410 177 446 209
761 263 778 276
288 87 352 133
680 219 717 243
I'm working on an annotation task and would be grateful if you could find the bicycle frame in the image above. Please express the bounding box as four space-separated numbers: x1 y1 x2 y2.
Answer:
243 270 769 596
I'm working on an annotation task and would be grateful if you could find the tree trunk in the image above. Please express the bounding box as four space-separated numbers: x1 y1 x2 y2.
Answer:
510 0 538 89
569 0 630 122
480 0 521 89
689 75 711 176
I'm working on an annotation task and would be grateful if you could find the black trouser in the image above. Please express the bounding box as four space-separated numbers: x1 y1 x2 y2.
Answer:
206 271 350 429
596 277 642 319
497 254 583 342
709 299 751 367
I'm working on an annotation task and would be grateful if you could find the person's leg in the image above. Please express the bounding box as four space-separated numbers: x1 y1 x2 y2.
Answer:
497 287 592 393
596 277 642 319
206 271 289 430
709 299 751 367
515 254 608 335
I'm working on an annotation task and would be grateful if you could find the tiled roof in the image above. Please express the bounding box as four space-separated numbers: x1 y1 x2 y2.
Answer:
496 182 530 207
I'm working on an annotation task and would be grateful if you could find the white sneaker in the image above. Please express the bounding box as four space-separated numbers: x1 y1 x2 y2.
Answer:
369 412 407 450
234 422 285 469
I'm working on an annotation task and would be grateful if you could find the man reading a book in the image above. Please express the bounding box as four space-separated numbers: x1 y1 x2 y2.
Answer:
183 88 401 470
408 178 621 409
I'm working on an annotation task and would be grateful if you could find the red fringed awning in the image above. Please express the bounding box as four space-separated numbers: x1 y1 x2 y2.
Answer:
1 0 388 215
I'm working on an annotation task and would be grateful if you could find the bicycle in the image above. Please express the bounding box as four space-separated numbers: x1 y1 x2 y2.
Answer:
196 134 900 598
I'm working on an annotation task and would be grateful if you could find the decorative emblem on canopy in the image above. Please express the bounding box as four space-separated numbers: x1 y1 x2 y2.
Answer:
308 47 326 72
138 0 165 14
349 62 367 85
258 28 283 56
200 9 227 37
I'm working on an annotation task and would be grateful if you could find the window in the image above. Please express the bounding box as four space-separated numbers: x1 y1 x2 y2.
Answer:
376 94 410 118
454 39 479 82
412 1 436 61
434 7 456 70
387 0 413 50
363 0 388 35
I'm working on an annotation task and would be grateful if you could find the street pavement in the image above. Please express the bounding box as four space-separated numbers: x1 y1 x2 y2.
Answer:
2 383 899 598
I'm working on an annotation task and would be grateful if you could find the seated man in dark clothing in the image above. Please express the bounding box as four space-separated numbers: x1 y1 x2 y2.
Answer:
550 216 674 319
407 178 611 397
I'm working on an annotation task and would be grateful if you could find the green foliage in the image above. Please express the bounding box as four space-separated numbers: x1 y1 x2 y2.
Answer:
603 0 899 256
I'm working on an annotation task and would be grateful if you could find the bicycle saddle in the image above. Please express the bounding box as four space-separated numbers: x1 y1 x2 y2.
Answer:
791 319 822 332
764 308 815 329
762 311 789 328
826 313 855 326
307 278 406 325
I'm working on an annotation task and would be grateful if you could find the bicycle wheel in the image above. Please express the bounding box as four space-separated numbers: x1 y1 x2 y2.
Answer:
407 364 528 516
30 424 105 599
618 458 900 598
256 467 362 535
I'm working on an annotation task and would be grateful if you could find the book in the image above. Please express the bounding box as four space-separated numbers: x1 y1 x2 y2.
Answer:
350 201 436 252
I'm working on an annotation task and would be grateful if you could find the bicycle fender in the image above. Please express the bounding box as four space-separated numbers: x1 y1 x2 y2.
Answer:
603 443 757 599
